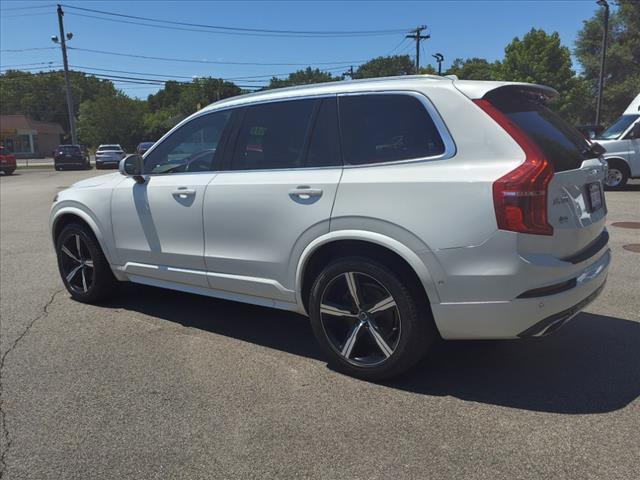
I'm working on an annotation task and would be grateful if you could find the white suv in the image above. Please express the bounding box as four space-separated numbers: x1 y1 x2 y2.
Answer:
50 76 610 380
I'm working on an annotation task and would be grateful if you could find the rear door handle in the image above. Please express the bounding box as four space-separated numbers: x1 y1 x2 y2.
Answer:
289 186 323 199
172 187 196 198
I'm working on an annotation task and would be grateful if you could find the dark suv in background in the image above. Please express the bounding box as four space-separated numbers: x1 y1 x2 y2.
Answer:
54 145 91 171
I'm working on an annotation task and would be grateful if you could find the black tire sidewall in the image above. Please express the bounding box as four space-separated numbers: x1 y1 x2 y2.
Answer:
55 223 116 303
308 257 433 381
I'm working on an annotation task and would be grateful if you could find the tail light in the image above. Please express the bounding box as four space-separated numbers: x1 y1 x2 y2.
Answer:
473 99 554 236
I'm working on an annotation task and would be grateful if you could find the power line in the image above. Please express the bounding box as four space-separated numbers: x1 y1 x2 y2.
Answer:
0 47 57 52
67 46 366 67
0 11 55 18
60 4 406 37
0 3 54 12
0 61 56 68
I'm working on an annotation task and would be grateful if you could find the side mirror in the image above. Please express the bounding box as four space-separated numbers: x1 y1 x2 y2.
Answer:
629 123 640 139
119 154 145 183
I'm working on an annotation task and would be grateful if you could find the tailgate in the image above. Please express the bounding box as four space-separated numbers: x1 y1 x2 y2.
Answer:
483 85 608 260
547 158 607 258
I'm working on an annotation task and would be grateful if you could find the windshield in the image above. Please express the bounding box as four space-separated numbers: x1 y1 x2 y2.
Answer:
98 145 122 152
596 114 640 140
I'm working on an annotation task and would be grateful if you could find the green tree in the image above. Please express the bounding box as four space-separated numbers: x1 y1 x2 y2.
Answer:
0 69 117 138
267 67 339 89
498 28 586 123
575 0 640 125
77 93 146 150
445 57 499 80
353 55 414 79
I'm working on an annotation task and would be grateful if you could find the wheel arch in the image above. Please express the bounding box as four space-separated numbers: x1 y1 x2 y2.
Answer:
51 205 115 264
295 231 441 317
604 156 631 175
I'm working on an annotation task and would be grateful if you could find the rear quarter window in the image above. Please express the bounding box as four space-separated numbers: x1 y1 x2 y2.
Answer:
338 93 445 166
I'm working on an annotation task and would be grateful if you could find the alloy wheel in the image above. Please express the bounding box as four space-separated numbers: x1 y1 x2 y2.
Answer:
319 272 401 366
59 233 95 294
605 168 623 187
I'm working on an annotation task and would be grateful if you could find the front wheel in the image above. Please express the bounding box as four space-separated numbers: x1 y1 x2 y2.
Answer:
2 168 15 175
55 223 118 303
309 257 435 381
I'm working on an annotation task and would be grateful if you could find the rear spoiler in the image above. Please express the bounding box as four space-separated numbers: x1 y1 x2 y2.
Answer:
453 81 559 101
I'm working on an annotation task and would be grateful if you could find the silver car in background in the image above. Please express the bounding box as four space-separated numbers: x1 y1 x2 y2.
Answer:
95 144 125 169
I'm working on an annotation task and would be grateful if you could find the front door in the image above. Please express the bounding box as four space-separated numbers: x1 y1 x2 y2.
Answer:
112 110 233 287
203 97 342 304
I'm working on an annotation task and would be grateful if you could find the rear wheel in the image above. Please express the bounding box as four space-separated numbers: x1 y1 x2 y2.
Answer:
604 159 629 190
2 168 15 175
55 223 118 303
309 257 435 380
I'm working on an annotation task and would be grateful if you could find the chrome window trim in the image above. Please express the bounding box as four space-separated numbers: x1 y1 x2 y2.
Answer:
337 90 456 168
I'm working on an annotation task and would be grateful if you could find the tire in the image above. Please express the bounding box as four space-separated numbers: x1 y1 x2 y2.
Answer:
604 159 629 190
55 223 118 303
308 256 435 381
3 168 15 175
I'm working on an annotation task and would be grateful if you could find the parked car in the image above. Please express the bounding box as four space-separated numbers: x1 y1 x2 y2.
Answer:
594 93 640 189
50 76 610 380
95 144 125 169
136 141 155 156
54 145 91 171
0 145 16 175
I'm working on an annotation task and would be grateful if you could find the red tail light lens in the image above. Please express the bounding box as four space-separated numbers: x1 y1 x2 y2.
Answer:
474 99 554 236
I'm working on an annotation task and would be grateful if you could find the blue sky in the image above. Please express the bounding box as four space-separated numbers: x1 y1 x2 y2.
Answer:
1 0 602 98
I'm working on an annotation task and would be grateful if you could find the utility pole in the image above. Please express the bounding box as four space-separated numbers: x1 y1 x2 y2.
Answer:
54 4 77 144
343 65 354 79
595 0 609 127
406 25 430 74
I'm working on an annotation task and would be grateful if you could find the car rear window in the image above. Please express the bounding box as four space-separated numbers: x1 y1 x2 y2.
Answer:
59 146 81 154
486 90 591 172
98 146 121 152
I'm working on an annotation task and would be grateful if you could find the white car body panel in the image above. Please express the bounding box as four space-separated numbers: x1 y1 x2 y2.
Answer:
111 173 215 287
51 75 610 340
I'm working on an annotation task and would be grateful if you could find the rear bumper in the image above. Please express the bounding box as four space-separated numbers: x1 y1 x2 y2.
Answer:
431 248 610 339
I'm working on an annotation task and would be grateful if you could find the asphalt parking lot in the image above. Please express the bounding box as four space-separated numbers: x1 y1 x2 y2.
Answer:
1 168 639 480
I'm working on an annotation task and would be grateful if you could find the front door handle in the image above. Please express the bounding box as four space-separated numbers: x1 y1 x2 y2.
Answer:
289 186 323 199
172 187 196 198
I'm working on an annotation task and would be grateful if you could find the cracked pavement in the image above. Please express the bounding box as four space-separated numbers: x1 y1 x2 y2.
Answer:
1 169 639 480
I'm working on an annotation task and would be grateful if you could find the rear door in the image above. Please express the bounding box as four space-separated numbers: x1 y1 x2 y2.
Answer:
485 89 607 259
203 97 342 303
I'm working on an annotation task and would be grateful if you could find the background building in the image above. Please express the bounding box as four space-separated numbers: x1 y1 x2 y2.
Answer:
0 115 64 158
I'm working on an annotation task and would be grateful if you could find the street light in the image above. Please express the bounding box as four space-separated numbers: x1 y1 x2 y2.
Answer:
432 53 444 76
595 0 609 127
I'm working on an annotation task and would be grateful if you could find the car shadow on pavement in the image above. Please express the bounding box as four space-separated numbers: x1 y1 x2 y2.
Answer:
107 284 639 415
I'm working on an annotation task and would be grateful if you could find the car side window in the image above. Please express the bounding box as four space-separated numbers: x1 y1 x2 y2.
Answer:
144 110 232 174
306 97 341 168
231 99 315 170
338 94 445 165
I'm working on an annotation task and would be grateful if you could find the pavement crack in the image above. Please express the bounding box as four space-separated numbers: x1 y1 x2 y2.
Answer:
0 288 64 479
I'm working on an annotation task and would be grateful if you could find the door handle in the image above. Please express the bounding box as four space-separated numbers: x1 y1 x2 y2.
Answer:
172 187 196 198
289 186 323 199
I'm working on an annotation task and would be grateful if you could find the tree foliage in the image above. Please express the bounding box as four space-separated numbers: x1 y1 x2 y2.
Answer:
0 69 116 138
575 0 640 124
76 93 146 151
445 57 499 80
354 55 415 79
266 67 340 89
